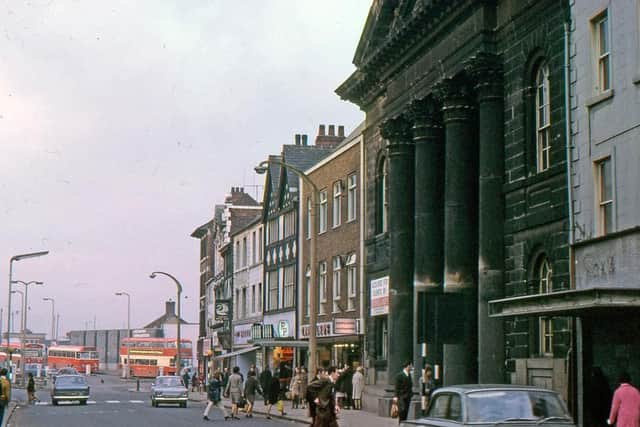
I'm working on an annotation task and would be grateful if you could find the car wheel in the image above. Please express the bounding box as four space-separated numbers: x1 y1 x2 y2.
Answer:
52 399 58 406
80 400 87 405
151 399 157 407
181 402 187 408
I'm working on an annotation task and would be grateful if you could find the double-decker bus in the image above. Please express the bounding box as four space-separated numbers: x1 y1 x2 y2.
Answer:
47 345 99 373
120 338 192 377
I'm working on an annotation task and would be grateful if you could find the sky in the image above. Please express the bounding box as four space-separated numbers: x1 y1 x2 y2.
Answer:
0 0 369 338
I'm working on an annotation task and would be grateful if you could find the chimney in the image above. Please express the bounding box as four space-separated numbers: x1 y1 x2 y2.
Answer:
165 300 176 317
315 123 347 148
302 134 308 146
295 134 301 145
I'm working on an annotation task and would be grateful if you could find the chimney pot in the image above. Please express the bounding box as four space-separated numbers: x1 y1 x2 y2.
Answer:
295 134 301 145
328 125 335 136
338 126 345 137
319 125 326 136
302 134 308 146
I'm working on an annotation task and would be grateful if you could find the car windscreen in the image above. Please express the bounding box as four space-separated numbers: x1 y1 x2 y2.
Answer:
156 377 184 388
55 376 87 387
464 390 569 422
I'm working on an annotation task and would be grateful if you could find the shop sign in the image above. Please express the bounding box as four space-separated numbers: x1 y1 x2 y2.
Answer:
215 299 231 321
370 276 389 316
233 323 253 346
334 318 357 335
301 322 333 338
251 323 275 340
277 320 290 338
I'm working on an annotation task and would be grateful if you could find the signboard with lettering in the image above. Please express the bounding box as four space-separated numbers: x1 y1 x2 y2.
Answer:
233 323 253 346
215 299 231 321
277 320 290 338
301 322 333 338
334 318 357 335
370 276 389 316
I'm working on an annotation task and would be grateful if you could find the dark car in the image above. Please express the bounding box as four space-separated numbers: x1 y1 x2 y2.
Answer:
51 374 90 406
401 384 575 427
150 376 188 408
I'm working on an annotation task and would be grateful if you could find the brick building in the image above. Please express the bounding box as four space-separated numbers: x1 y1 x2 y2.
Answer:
299 123 364 368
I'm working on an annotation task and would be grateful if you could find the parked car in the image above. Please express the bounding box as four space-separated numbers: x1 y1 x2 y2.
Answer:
401 385 575 426
57 367 79 376
51 374 90 406
150 375 188 408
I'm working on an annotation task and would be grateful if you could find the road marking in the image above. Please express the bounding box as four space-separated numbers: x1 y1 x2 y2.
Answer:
35 402 49 406
129 400 144 403
106 400 120 404
87 400 97 404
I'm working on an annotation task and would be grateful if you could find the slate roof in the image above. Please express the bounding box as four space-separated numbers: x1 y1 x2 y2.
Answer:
230 213 262 238
229 209 262 235
281 144 336 191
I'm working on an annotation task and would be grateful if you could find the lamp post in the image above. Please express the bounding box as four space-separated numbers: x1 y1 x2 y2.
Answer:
42 297 55 341
115 291 131 378
255 159 318 379
11 281 43 333
150 272 183 375
10 290 24 378
7 251 48 368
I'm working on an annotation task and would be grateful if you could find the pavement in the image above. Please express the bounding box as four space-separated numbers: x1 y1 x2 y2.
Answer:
188 391 397 427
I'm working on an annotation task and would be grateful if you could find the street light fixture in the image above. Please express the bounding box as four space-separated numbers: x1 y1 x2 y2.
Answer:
7 251 48 371
149 272 183 376
11 281 43 333
115 291 131 378
255 159 319 379
42 297 55 341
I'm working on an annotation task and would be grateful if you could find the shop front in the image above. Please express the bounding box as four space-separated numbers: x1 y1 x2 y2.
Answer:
300 318 363 369
250 311 300 374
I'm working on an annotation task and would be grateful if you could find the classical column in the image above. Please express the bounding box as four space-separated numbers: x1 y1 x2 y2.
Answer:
380 115 415 383
468 53 505 383
408 96 444 375
436 75 478 385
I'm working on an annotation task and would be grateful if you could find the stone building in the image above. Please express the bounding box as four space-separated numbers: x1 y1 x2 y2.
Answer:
337 0 572 403
299 123 365 368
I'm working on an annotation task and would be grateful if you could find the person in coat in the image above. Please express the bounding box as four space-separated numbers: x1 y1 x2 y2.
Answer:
259 366 272 405
290 367 302 409
307 366 339 427
299 367 309 409
351 366 365 410
420 364 436 416
224 366 243 420
342 365 354 409
266 375 286 419
203 370 229 421
608 371 640 427
393 361 413 423
243 370 262 418
27 373 39 404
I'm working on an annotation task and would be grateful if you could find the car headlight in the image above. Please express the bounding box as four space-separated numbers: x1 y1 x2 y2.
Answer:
181 392 188 397
155 392 163 397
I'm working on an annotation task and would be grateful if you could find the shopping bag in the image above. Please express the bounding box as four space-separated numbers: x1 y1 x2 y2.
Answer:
276 399 284 412
390 401 399 418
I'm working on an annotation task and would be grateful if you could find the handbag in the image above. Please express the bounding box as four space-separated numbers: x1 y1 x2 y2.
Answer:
390 400 399 419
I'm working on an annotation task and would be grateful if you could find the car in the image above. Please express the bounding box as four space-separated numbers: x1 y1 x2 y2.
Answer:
150 375 188 408
50 374 90 406
57 367 79 376
401 384 575 427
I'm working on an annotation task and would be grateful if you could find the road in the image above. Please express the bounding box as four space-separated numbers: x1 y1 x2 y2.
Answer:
9 374 303 427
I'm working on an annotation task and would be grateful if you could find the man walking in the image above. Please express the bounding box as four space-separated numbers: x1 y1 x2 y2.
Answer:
0 368 11 424
203 370 229 421
393 361 413 423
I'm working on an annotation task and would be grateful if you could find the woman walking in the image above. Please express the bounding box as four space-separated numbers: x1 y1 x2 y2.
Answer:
203 370 229 421
266 375 286 419
299 367 308 409
290 368 302 409
352 367 365 410
243 370 262 418
608 371 640 427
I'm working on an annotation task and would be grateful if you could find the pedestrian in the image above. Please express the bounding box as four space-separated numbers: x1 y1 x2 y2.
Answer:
27 372 39 404
182 370 190 390
224 366 243 420
335 368 346 409
243 369 262 418
608 371 640 427
343 364 354 409
191 373 199 392
0 368 11 425
299 367 308 409
203 370 229 421
393 361 413 423
222 367 230 389
266 374 286 419
308 366 339 427
420 364 436 416
352 366 365 410
260 366 272 405
290 367 301 409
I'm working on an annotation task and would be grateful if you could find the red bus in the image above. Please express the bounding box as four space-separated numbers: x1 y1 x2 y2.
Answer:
120 338 192 377
47 345 99 373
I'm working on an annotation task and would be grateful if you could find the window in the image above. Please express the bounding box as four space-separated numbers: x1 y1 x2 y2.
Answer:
268 219 279 244
251 285 256 314
346 254 357 310
258 228 263 261
536 64 551 172
332 181 342 228
235 241 241 270
596 157 614 235
283 265 295 308
347 173 357 221
242 237 247 267
319 190 328 233
375 316 388 360
283 210 296 238
537 256 553 356
268 270 279 311
592 10 611 93
257 282 262 312
332 257 341 313
252 231 257 264
241 287 247 319
319 261 327 314
376 157 388 234
305 266 311 317
306 197 312 239
235 289 240 319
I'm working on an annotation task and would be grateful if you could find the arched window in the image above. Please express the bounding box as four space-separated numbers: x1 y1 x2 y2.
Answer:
536 255 553 356
535 63 551 172
376 156 389 234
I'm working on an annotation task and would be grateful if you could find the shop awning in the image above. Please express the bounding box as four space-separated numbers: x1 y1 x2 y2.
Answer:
489 287 640 318
213 346 259 360
251 339 309 348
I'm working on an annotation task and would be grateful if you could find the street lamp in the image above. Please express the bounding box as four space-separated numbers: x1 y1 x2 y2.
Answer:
255 159 319 379
42 297 55 341
10 290 24 378
150 272 183 376
11 281 43 333
115 291 131 378
7 251 48 353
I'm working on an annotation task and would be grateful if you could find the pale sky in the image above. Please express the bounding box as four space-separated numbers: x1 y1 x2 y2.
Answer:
0 0 369 337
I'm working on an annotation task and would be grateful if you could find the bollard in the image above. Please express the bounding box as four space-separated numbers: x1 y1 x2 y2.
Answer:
136 378 140 392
